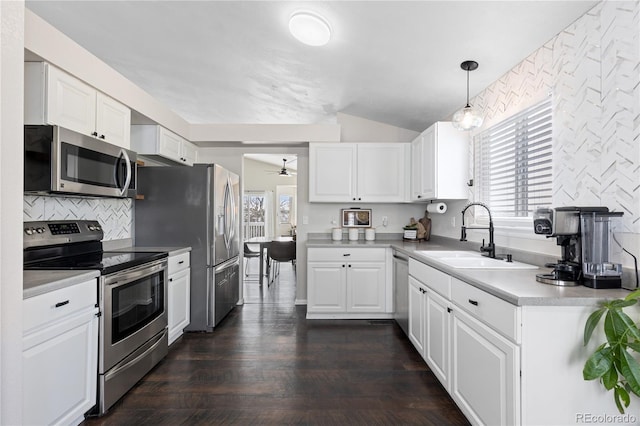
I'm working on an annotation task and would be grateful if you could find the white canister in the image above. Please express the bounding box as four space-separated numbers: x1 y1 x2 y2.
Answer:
331 228 343 241
348 228 359 241
365 228 376 241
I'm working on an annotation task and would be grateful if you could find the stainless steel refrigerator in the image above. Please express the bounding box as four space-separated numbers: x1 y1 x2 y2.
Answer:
135 164 240 331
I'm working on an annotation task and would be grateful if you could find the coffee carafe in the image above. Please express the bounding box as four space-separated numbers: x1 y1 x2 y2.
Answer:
580 211 624 289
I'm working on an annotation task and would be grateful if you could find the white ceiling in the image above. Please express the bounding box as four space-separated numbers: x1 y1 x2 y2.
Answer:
25 1 598 133
245 154 298 171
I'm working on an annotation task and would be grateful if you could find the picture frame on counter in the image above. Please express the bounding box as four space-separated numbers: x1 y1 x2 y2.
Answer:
341 209 372 228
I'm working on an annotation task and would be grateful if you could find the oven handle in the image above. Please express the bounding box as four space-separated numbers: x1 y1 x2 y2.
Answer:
104 259 167 287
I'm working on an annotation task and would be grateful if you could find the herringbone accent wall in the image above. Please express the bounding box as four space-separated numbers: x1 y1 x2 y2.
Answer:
471 1 639 233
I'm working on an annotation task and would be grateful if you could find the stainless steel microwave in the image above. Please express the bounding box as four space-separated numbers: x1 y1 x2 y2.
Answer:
25 125 137 198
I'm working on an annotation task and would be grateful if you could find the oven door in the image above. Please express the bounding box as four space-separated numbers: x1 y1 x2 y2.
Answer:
53 126 137 198
100 258 167 373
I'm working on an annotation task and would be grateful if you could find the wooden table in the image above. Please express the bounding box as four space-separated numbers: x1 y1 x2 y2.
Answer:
245 236 294 286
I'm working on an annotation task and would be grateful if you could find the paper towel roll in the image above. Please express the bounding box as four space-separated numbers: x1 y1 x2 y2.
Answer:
426 202 448 214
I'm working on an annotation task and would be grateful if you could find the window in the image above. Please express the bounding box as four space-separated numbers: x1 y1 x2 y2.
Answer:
475 98 553 222
243 193 266 238
279 195 292 224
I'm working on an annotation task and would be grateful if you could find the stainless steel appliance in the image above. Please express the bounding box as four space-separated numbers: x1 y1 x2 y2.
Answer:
23 220 168 415
533 206 623 288
392 249 409 335
24 125 137 198
580 210 624 289
135 164 240 330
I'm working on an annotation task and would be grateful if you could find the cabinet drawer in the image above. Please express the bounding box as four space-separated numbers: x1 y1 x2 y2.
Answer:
409 259 451 298
168 252 190 274
24 279 97 333
308 247 386 262
451 278 520 342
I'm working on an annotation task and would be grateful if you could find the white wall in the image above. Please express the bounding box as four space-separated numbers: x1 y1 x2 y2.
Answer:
0 1 24 423
432 1 640 265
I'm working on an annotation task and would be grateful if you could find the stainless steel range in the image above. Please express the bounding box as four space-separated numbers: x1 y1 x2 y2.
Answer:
23 220 168 415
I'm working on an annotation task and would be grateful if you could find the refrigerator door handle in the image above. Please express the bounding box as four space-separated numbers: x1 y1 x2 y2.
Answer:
214 256 239 273
222 180 231 251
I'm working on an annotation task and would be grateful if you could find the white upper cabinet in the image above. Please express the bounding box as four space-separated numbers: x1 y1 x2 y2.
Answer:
411 121 468 201
131 125 198 166
309 142 408 202
95 92 131 148
25 62 131 149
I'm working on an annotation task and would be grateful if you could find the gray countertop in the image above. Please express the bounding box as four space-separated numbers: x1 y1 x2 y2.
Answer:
23 270 100 299
307 238 632 307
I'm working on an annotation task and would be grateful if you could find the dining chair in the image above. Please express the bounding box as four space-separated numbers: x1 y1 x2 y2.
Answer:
267 241 296 286
243 243 261 282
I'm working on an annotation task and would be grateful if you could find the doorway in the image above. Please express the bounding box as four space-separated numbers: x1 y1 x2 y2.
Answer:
242 154 297 305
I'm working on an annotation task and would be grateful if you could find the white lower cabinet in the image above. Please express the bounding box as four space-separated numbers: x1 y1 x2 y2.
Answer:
168 251 191 345
425 288 451 390
450 307 519 426
307 247 390 318
23 278 99 426
409 259 519 426
408 276 427 355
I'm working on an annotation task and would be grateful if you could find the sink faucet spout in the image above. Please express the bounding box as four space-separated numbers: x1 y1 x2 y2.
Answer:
460 202 496 258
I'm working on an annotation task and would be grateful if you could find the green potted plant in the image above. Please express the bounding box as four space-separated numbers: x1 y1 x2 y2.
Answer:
583 288 640 413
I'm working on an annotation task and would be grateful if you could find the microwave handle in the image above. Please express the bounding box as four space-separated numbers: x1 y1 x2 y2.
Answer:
118 149 132 196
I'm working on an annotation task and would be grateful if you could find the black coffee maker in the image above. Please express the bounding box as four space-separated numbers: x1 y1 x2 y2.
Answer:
533 206 622 287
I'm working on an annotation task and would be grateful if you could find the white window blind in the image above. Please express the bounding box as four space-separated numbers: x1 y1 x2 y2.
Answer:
475 98 553 218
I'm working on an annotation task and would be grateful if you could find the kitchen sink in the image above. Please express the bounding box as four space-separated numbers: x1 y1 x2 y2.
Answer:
415 250 538 270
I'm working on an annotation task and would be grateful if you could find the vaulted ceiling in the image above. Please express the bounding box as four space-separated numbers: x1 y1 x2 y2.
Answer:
26 1 598 132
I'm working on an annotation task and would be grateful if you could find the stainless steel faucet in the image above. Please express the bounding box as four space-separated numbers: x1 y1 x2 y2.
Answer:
460 202 496 258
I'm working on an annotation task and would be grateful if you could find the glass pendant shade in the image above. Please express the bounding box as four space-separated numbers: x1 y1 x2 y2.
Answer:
452 60 483 131
452 104 484 131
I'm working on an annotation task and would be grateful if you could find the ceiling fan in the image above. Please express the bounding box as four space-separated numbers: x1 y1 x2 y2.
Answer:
267 158 297 177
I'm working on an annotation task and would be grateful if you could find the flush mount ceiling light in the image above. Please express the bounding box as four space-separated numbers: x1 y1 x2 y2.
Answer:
452 60 484 131
288 11 332 47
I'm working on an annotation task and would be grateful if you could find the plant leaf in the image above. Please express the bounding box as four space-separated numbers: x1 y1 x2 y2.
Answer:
604 310 629 346
614 385 630 414
627 341 640 352
583 347 613 380
584 308 606 345
617 347 640 397
609 299 638 309
611 309 640 341
602 364 618 390
624 288 640 301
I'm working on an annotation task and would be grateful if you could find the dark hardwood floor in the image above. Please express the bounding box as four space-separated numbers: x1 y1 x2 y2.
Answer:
84 262 469 425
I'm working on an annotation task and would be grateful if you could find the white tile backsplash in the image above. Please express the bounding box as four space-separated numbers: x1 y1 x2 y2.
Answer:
23 195 132 241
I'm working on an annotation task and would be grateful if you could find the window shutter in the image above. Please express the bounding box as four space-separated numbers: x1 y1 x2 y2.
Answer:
475 98 553 218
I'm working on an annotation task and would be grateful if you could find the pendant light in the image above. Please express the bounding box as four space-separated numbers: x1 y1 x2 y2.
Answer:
452 60 484 131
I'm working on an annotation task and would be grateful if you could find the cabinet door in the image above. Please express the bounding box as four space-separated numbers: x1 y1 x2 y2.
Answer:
96 92 131 149
356 144 407 202
410 134 424 200
158 127 184 163
451 307 519 426
408 276 426 356
23 310 98 426
346 261 386 313
309 143 357 202
418 125 437 199
168 268 191 345
181 140 198 166
425 289 451 390
46 65 97 136
307 262 347 313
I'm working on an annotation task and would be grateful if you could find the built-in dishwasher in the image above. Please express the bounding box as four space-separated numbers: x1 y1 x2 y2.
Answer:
392 249 409 335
